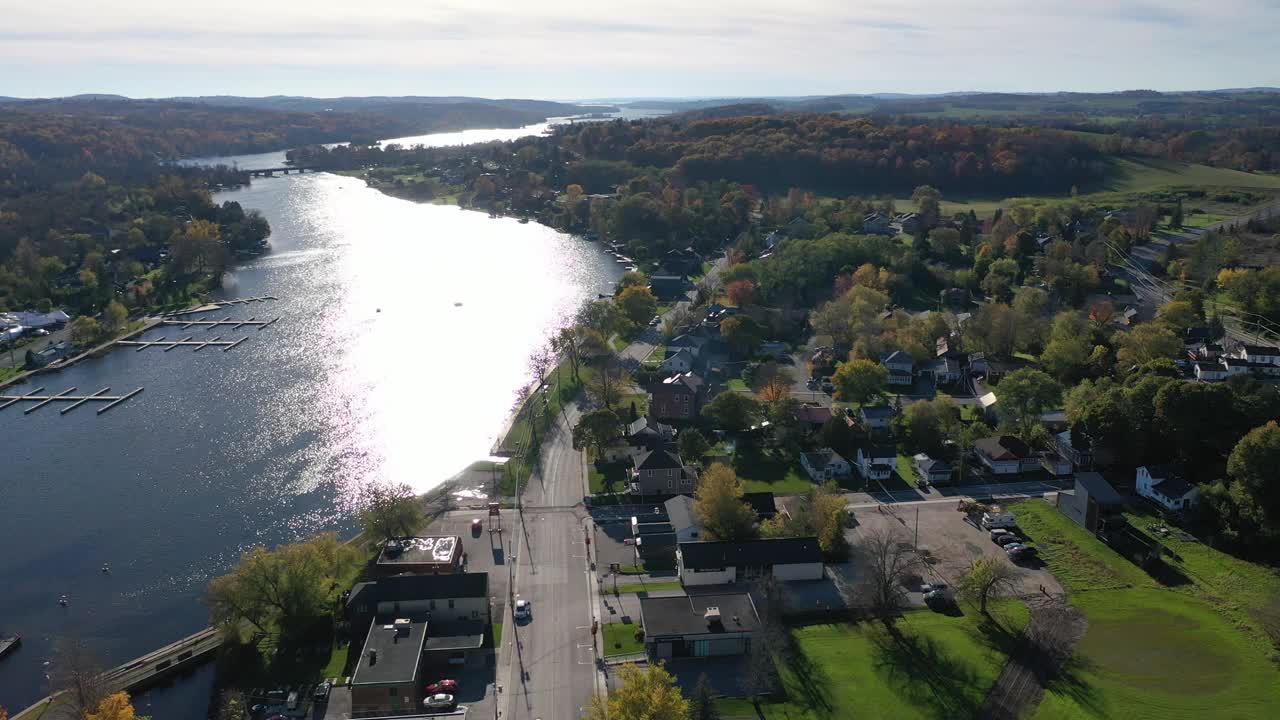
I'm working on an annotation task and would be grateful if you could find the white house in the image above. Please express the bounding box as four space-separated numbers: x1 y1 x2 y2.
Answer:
913 453 953 485
859 405 894 430
1136 465 1200 511
676 537 824 586
881 350 914 386
1193 360 1227 382
800 449 851 481
856 446 897 482
667 334 708 358
660 348 695 374
920 356 962 384
1237 344 1280 366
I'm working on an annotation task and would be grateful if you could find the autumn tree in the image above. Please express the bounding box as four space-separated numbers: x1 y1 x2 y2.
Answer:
853 527 922 615
1116 323 1182 369
1087 300 1116 328
86 692 137 720
720 315 764 356
694 464 759 541
102 300 128 333
617 285 658 326
358 482 426 543
1039 312 1095 382
898 397 958 456
586 662 689 720
586 358 630 409
70 315 103 345
572 408 624 457
762 482 848 557
832 358 887 406
726 278 757 307
170 219 227 276
958 556 1021 614
206 533 360 640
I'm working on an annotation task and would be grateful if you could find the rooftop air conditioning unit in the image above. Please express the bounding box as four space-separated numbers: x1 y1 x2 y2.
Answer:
704 606 721 623
393 618 411 634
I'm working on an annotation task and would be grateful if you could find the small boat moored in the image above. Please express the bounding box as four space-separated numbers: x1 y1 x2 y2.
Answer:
0 634 21 660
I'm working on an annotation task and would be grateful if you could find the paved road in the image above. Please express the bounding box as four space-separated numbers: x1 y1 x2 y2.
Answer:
843 477 1071 508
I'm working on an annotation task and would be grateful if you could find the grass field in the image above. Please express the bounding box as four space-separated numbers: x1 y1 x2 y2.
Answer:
718 601 1029 720
603 620 645 657
1006 499 1280 720
731 445 817 495
613 580 683 594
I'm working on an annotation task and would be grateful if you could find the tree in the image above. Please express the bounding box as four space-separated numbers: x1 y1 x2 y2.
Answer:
958 556 1021 614
1171 198 1184 229
853 527 922 615
1156 300 1200 333
48 638 106 717
899 397 958 456
701 392 761 433
86 693 136 720
953 420 994 483
832 359 887 406
206 534 360 639
996 368 1062 439
617 285 658 326
763 482 848 557
981 258 1020 301
619 270 649 289
586 662 689 720
720 315 763 356
552 325 585 381
1116 324 1182 369
586 358 630 409
694 464 759 541
911 185 943 228
726 278 757 307
102 301 128 333
1225 421 1280 535
358 483 426 543
690 674 721 720
70 315 102 345
1039 312 1094 382
170 219 227 276
1087 300 1116 328
572 408 624 457
678 428 712 463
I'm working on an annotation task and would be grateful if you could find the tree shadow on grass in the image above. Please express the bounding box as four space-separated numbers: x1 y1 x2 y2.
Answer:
871 619 987 718
1039 653 1105 718
775 629 835 715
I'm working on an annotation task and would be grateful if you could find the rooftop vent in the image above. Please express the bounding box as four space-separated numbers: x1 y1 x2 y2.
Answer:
704 606 722 625
393 618 411 635
368 648 378 666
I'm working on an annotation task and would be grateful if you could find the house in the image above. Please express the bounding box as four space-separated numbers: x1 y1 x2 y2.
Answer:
920 356 961 384
897 213 923 235
346 573 491 626
1184 326 1213 345
649 372 704 420
913 453 953 485
1194 360 1228 382
625 416 675 450
630 449 696 495
1116 306 1141 327
660 348 695 374
663 247 704 276
350 617 430 714
859 405 894 430
667 334 709 358
881 350 915 386
863 212 892 234
5 309 70 329
1236 344 1280 366
649 275 688 301
1057 472 1126 533
664 495 705 543
760 340 788 356
28 341 75 367
764 230 785 248
800 448 852 481
978 391 999 421
857 446 897 482
940 287 969 308
640 593 761 659
973 436 1037 475
1136 465 1201 511
793 403 833 429
676 537 824 586
1050 428 1094 470
375 536 462 577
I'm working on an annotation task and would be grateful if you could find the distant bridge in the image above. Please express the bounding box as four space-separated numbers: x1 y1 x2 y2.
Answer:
245 166 321 177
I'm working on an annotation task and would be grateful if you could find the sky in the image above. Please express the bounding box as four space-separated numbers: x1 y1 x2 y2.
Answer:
1 0 1277 99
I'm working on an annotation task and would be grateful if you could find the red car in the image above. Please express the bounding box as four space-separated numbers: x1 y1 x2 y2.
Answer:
426 679 459 694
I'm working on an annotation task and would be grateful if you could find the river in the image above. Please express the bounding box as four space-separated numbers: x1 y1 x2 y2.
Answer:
0 124 624 714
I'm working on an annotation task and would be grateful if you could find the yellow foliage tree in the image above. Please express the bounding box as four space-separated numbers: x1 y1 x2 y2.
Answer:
86 692 135 720
585 663 689 720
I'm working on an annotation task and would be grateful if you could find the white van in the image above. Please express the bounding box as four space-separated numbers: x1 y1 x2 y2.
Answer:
981 512 1017 530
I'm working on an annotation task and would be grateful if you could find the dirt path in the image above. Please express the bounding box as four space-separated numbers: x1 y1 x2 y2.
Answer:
978 594 1087 720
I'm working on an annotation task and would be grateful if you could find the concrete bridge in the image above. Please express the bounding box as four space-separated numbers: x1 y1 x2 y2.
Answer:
246 166 320 177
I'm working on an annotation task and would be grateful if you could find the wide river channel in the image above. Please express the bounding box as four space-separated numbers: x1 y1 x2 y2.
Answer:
0 119 623 714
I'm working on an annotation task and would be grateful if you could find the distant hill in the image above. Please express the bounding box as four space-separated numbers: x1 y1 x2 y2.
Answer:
676 102 777 120
161 95 613 117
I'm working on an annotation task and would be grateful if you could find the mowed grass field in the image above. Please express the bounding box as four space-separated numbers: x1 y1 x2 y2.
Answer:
1008 499 1280 720
717 601 1029 720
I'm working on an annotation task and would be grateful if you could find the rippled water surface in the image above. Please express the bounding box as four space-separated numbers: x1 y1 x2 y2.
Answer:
0 150 619 711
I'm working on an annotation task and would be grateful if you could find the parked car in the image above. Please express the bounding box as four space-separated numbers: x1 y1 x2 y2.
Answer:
286 691 300 711
312 681 332 702
423 693 456 710
514 598 532 620
32 328 50 337
821 381 835 394
981 512 1018 530
649 315 661 326
924 589 957 612
920 581 947 594
1008 545 1038 560
426 679 459 694
471 518 483 535
989 529 1010 541
995 534 1023 547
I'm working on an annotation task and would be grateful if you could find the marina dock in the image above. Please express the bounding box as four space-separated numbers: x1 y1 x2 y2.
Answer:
0 386 144 415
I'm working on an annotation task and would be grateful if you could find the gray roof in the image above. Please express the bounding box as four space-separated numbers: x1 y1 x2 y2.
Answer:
1144 465 1197 499
974 436 1030 461
860 405 893 418
352 618 428 687
914 454 951 473
678 537 822 570
1074 472 1125 506
882 350 914 365
640 593 761 638
636 449 684 471
421 621 486 652
802 449 847 468
347 573 489 613
664 495 699 533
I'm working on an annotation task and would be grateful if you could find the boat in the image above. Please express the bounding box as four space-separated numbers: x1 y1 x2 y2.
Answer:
0 634 21 660
518 217 530 224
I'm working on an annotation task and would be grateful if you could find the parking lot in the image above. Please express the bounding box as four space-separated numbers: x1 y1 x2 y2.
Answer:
840 502 1062 602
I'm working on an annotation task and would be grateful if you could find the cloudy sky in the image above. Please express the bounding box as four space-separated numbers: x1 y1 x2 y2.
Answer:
1 0 1276 98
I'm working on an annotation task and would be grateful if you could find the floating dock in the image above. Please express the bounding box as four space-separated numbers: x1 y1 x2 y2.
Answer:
162 296 278 318
0 386 144 415
117 336 248 352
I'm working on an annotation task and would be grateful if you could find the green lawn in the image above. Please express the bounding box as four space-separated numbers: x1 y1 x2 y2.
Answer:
721 601 1029 720
491 622 503 649
603 621 645 657
589 460 629 494
728 378 750 392
1031 588 1280 720
320 638 350 679
1006 499 1280 720
731 446 817 495
0 366 20 383
613 580 683 594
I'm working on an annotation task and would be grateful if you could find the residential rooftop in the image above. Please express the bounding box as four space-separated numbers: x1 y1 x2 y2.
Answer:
352 617 428 687
378 535 461 567
640 593 761 638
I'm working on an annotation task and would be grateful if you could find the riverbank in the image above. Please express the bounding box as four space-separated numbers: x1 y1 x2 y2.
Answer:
0 318 158 391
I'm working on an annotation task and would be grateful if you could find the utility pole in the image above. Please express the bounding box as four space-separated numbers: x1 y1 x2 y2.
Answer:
914 506 920 550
